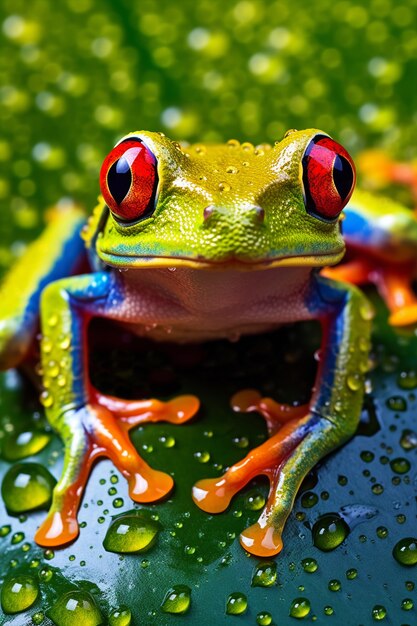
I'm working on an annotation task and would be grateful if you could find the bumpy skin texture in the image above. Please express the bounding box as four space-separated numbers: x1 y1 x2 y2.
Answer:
0 129 372 556
323 188 417 326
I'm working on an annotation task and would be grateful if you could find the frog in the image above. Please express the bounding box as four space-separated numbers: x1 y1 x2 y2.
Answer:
322 188 417 327
0 129 372 558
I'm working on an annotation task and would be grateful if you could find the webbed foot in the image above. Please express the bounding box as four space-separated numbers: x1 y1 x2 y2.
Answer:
36 394 199 547
193 392 344 557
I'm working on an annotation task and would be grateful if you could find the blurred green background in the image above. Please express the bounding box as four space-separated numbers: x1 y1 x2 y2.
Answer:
1 0 417 257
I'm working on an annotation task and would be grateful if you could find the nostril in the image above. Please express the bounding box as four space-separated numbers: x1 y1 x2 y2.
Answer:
203 205 215 221
253 206 265 222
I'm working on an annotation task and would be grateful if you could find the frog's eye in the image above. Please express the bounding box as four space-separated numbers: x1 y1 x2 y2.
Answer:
100 138 158 223
302 135 356 222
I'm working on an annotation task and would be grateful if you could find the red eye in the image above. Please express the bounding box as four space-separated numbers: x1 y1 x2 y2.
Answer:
100 138 158 223
302 135 356 222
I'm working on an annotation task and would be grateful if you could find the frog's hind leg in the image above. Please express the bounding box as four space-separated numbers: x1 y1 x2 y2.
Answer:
374 266 417 327
0 207 86 370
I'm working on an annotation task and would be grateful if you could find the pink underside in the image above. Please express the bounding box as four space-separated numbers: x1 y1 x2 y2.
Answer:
106 266 314 342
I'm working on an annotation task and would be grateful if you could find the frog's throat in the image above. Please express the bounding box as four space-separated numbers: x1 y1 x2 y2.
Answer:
97 248 345 271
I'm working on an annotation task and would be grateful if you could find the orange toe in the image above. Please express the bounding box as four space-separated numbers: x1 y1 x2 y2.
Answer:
192 478 234 513
239 522 283 557
389 304 417 327
128 469 174 503
163 395 200 424
35 511 79 548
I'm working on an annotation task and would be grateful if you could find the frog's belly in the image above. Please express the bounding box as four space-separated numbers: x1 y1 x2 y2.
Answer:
106 266 314 343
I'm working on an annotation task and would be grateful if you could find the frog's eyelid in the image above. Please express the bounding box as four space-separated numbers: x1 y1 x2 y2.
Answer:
114 133 143 147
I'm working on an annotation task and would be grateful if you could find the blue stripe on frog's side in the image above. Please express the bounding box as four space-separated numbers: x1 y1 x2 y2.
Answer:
304 272 371 429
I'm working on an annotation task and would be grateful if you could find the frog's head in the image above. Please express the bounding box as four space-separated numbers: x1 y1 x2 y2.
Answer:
91 129 355 270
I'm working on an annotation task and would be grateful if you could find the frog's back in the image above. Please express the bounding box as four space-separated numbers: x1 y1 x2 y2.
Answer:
342 189 417 263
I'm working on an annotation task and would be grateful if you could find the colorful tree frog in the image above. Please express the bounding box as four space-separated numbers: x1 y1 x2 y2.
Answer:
323 153 417 326
0 129 372 557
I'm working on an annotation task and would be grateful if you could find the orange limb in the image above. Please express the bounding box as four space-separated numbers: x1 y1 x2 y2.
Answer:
231 388 308 435
192 406 339 558
323 256 417 327
93 390 200 431
321 258 374 286
373 267 417 326
35 394 200 547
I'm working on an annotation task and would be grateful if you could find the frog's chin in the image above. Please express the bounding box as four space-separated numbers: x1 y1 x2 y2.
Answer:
97 248 345 271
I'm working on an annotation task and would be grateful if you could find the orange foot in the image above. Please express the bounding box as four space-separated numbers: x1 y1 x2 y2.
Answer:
35 393 199 547
323 258 417 328
193 391 326 557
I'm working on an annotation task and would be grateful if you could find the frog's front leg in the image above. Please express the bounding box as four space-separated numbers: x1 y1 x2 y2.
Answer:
35 272 199 547
193 276 372 557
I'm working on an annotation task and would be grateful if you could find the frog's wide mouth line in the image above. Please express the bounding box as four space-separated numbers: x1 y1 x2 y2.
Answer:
98 248 345 270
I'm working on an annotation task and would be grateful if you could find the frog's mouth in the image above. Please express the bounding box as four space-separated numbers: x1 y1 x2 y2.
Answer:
98 248 345 271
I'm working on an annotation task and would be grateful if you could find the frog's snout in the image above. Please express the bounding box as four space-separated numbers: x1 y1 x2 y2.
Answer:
203 204 265 223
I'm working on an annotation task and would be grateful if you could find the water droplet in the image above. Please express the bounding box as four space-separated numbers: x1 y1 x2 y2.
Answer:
48 591 102 626
301 491 318 508
324 606 334 615
113 498 124 508
226 592 247 615
1 462 56 513
244 490 265 511
312 513 350 551
398 370 417 389
328 579 341 591
12 532 25 544
251 561 277 587
401 598 413 611
39 390 53 407
371 482 384 495
301 558 318 573
1 430 51 461
232 436 249 448
194 451 210 463
103 513 161 554
346 568 358 579
1 574 39 614
289 598 311 619
386 396 407 412
161 585 191 614
218 182 230 192
0 524 11 537
400 429 417 450
256 611 272 625
390 457 410 474
38 566 53 582
32 611 45 624
372 605 386 620
360 450 374 462
159 435 176 448
375 527 388 542
393 537 417 566
347 374 362 391
109 605 132 626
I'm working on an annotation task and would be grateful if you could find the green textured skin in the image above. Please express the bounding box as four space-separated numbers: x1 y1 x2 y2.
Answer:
88 129 345 269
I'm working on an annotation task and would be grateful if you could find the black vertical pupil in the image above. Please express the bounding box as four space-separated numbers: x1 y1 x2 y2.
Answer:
333 154 353 200
107 156 132 205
